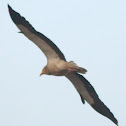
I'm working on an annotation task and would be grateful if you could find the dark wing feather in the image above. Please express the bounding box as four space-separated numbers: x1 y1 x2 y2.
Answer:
66 73 118 125
79 94 85 104
8 5 66 61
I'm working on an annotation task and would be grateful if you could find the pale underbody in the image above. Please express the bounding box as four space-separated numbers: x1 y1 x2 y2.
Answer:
41 58 87 76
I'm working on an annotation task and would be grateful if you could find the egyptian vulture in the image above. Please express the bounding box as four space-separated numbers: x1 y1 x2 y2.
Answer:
8 5 118 125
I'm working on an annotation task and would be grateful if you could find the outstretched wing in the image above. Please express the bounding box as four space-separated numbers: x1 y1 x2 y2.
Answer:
66 73 118 125
8 5 66 61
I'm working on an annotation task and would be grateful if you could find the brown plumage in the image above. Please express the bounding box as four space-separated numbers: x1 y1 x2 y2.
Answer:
8 5 118 125
40 60 87 76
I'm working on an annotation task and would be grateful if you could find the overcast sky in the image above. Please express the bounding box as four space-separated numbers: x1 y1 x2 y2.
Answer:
0 0 126 126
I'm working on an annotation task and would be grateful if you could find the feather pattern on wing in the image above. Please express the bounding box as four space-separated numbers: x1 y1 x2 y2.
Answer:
8 5 118 125
8 5 66 61
66 73 118 125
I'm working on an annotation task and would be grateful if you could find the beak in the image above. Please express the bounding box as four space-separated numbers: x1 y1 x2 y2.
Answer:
40 69 44 76
40 72 43 76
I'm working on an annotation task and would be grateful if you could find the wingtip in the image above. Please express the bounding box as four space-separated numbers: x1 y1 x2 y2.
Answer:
7 4 13 14
7 4 21 25
112 117 118 126
115 121 118 126
7 4 11 10
114 117 118 126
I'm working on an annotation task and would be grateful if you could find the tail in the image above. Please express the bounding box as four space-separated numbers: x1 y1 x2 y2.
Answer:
77 67 87 74
67 61 87 74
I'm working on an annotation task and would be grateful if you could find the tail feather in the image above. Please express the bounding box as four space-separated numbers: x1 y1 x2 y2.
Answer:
77 67 87 74
67 61 87 74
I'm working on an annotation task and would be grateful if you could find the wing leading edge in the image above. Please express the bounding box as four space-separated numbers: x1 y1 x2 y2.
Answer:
8 5 66 61
66 73 118 125
8 4 118 125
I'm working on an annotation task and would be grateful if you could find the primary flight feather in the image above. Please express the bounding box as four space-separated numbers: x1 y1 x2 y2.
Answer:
8 5 118 125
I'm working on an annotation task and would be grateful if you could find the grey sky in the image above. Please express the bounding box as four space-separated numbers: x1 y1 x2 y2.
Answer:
0 0 125 126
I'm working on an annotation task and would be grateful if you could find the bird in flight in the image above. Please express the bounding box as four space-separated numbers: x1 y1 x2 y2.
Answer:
8 5 118 125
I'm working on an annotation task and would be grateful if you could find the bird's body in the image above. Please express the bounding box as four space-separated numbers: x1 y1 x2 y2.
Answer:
42 59 87 76
44 59 68 76
8 5 118 125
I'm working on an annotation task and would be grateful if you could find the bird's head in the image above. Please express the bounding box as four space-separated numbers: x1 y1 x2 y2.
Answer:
40 66 49 76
